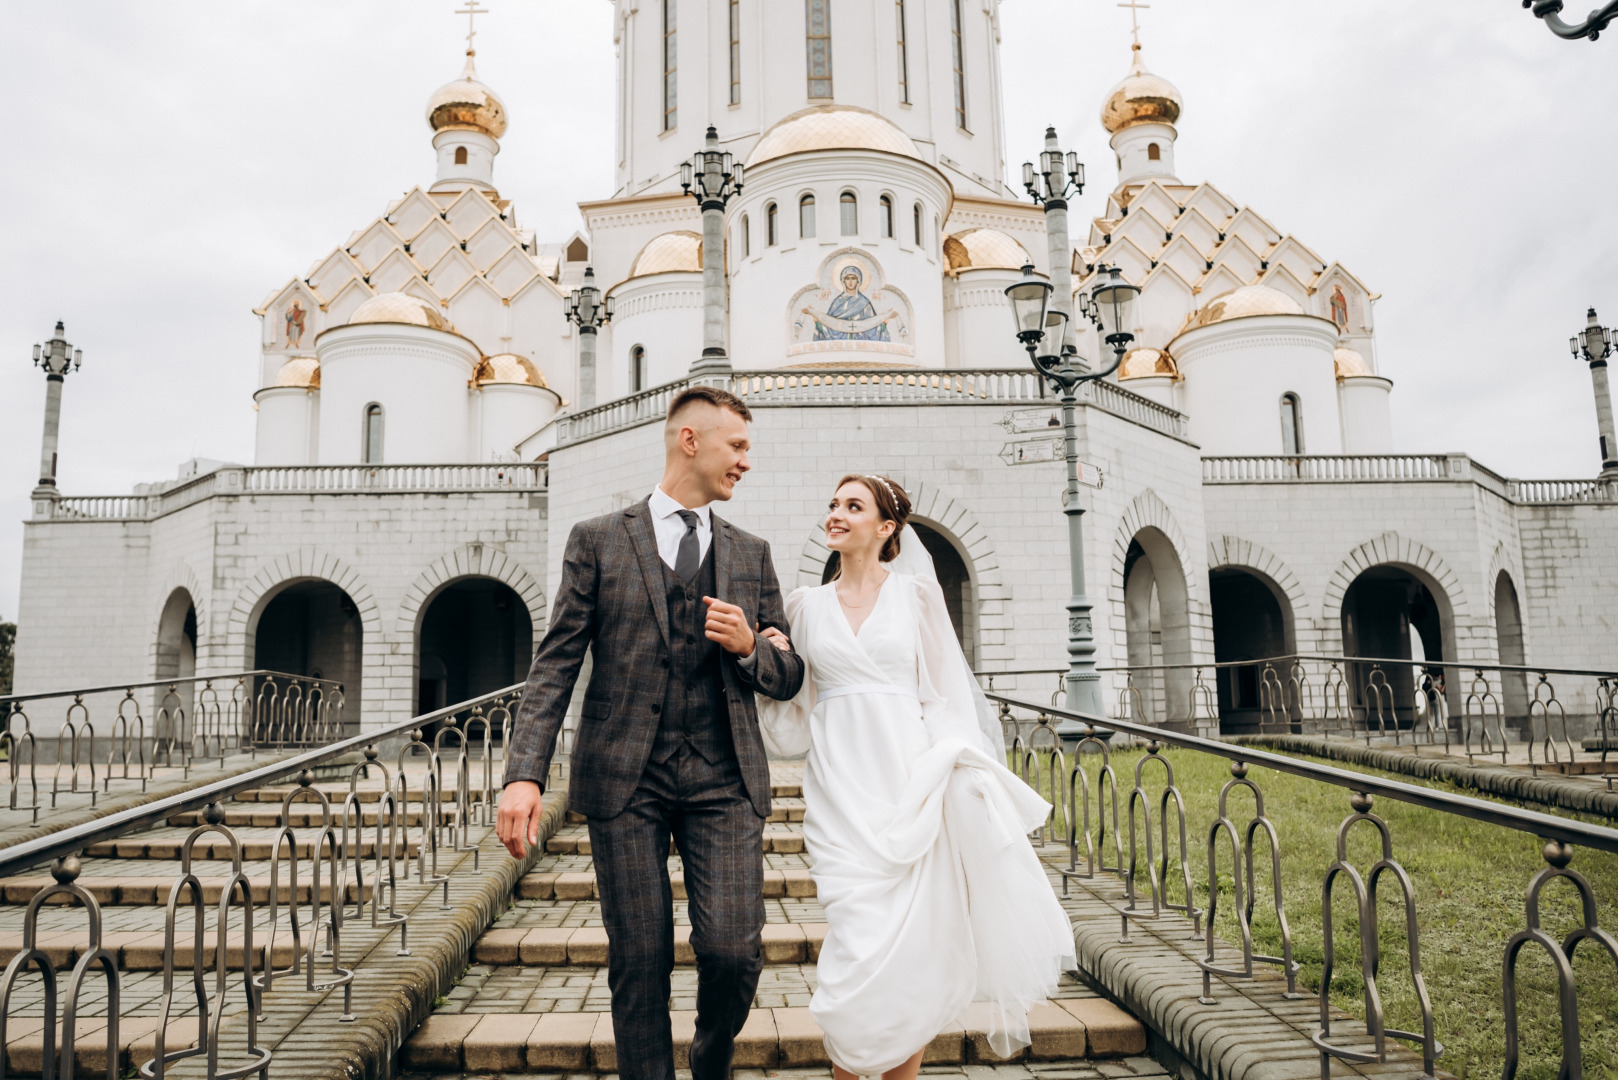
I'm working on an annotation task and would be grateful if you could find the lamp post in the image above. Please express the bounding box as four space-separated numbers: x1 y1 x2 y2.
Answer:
680 125 744 381
1523 0 1618 41
31 321 82 499
1006 263 1139 740
1022 127 1086 361
1572 307 1618 477
566 267 612 408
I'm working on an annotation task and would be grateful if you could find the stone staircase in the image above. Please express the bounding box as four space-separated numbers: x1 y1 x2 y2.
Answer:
401 771 1155 1077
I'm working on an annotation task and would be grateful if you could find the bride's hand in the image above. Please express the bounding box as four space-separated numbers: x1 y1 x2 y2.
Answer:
759 626 792 653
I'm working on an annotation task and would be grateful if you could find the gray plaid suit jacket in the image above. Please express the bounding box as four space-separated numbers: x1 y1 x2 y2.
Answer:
503 497 806 820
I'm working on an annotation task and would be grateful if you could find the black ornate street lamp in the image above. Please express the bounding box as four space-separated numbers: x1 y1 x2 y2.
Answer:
1006 262 1139 738
680 125 744 380
1523 0 1618 41
566 267 612 408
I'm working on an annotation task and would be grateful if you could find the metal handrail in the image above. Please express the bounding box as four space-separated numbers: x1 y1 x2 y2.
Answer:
0 668 341 706
981 654 1618 680
987 693 1618 855
0 682 523 881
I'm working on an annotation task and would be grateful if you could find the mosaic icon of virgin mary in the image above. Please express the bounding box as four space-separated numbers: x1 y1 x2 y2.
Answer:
802 265 899 342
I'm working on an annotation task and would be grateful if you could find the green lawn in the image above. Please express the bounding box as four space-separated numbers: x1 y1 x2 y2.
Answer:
1017 745 1618 1079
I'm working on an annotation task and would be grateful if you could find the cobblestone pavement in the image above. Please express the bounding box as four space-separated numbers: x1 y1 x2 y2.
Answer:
398 1057 1173 1080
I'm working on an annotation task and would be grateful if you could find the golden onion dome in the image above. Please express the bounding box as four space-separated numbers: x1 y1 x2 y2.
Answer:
944 229 1031 272
1118 347 1178 380
348 292 457 332
427 52 508 139
272 355 320 389
630 231 704 277
1180 285 1304 332
473 353 548 388
1101 46 1183 135
746 105 919 167
1334 346 1372 379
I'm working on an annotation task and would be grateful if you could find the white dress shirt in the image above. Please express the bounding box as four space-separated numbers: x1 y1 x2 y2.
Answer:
647 486 756 669
649 485 712 570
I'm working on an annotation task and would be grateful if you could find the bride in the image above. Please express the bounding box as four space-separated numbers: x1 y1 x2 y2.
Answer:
756 474 1075 1079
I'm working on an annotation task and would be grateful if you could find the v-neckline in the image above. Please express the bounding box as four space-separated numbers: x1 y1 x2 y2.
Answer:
834 571 892 642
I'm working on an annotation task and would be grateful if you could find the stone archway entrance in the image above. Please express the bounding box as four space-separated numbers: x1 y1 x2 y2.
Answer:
1209 568 1294 733
253 579 363 732
416 578 534 718
1340 566 1453 733
1122 527 1194 731
1494 571 1529 731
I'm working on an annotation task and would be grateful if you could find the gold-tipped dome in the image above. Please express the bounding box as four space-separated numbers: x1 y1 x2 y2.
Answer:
1101 46 1182 135
944 229 1031 272
1118 347 1178 380
273 355 320 389
348 292 457 332
630 232 704 276
746 105 918 167
427 52 508 139
474 353 548 388
1334 346 1372 379
1181 285 1304 331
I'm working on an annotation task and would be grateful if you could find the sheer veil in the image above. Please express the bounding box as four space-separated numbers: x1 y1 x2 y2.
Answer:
888 525 1007 759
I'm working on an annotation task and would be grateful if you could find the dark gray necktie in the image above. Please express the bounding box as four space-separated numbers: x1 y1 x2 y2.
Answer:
675 509 701 584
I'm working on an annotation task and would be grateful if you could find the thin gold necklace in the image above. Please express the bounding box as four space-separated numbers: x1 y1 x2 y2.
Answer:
837 572 887 609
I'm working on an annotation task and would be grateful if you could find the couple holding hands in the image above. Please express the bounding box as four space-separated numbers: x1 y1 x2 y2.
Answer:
497 385 1072 1080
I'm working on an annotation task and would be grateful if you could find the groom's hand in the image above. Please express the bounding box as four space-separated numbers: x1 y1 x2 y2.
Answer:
497 781 543 858
703 597 755 656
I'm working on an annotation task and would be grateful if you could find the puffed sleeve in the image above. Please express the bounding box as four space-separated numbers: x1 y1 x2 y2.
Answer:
756 586 815 757
913 576 1007 760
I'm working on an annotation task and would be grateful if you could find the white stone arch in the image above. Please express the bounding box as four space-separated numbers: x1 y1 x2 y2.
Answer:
1320 531 1468 659
1486 541 1531 717
147 560 209 661
395 545 548 638
1206 534 1308 654
224 548 383 672
791 477 1012 664
1109 489 1199 604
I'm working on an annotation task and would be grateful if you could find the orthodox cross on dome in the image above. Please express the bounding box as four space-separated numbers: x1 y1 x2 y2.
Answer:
455 0 489 55
1117 0 1150 48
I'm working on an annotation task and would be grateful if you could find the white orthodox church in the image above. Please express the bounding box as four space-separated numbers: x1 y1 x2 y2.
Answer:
14 0 1618 741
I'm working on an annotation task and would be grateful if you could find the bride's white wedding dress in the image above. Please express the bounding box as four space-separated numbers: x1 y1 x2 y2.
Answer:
757 536 1075 1075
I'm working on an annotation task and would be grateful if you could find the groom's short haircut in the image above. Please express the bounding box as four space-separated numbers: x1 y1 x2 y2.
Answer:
666 385 753 432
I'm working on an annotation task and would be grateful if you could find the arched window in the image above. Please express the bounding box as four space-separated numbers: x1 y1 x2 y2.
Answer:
739 213 750 257
454 146 468 165
839 192 858 236
806 0 833 98
1279 393 1304 455
766 202 778 246
933 214 940 254
1147 142 1161 161
728 0 741 105
880 195 894 238
631 346 647 393
913 202 923 246
949 0 967 129
662 0 678 131
896 0 910 103
362 403 384 464
799 194 816 239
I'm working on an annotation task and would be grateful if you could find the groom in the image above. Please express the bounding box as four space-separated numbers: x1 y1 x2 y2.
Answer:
498 385 806 1080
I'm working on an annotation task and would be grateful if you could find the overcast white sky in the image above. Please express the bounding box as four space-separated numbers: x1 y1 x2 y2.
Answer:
1 1 1615 622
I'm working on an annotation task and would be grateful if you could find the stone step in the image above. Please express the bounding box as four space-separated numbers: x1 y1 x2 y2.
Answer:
473 922 828 966
543 827 805 856
85 835 420 860
167 806 461 828
402 999 1145 1073
517 865 816 901
0 874 371 905
2 1016 201 1077
0 931 297 970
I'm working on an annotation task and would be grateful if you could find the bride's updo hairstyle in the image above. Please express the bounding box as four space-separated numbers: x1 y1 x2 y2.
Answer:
836 473 912 562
